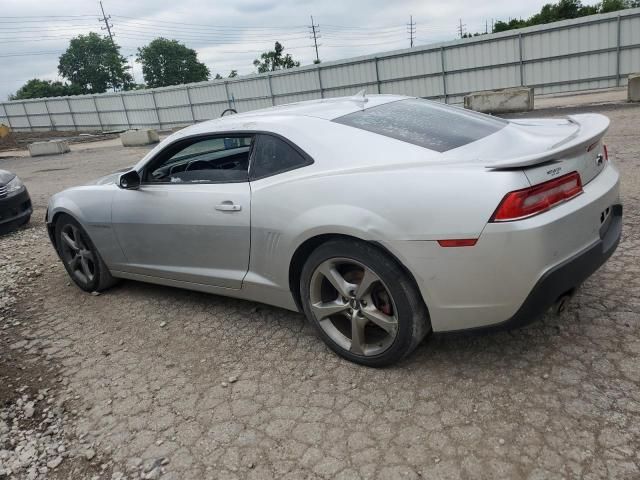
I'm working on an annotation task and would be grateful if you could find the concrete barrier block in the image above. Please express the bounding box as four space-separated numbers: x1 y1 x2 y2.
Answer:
120 129 160 147
28 140 70 157
628 73 640 102
464 87 534 114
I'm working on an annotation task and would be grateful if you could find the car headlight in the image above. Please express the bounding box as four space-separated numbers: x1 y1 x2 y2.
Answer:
5 175 24 194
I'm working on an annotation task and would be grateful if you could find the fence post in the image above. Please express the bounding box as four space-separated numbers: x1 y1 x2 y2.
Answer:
91 96 103 131
22 102 33 132
440 47 448 103
65 98 76 131
266 74 276 106
150 91 160 129
374 58 381 94
616 14 622 87
43 100 55 131
185 86 196 123
224 81 232 109
518 33 525 86
120 94 131 129
317 66 324 99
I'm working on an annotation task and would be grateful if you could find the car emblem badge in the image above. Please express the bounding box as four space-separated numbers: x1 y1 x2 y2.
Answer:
595 154 604 167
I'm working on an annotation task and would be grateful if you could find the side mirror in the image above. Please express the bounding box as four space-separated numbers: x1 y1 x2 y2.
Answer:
119 170 141 190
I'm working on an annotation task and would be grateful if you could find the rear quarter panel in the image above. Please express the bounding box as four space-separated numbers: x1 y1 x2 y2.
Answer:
247 154 530 303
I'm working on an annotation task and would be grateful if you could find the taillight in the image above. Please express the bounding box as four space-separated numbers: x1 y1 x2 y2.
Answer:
603 144 608 161
491 171 583 222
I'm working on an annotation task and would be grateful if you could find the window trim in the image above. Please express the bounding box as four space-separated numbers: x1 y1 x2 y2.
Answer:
248 132 315 181
139 130 314 186
140 133 256 186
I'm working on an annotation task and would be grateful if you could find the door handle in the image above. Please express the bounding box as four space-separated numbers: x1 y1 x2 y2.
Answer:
215 202 242 212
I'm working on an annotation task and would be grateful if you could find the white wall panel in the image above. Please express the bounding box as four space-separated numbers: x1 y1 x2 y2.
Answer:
446 38 519 70
380 76 443 98
321 62 377 89
24 102 48 115
189 84 227 103
378 50 441 80
271 70 319 95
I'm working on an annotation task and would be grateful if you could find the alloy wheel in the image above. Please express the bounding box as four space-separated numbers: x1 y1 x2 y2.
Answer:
59 224 96 285
309 258 399 356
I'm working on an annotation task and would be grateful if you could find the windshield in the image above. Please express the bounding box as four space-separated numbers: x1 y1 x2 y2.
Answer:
333 98 507 152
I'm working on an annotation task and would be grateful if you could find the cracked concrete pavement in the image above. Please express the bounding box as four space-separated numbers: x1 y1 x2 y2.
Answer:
0 100 639 479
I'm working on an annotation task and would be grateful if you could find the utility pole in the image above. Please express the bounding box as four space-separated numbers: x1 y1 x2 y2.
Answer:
309 16 320 63
99 1 115 47
407 15 416 48
457 18 466 38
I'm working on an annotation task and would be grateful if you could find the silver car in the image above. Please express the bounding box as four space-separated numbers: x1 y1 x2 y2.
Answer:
47 95 621 366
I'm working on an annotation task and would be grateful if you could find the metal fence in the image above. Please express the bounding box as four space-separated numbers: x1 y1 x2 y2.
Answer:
2 8 639 132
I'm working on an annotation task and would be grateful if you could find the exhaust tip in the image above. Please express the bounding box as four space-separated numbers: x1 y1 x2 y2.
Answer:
553 290 575 316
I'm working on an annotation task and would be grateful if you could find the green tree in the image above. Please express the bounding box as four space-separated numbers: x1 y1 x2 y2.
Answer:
214 73 223 79
492 0 635 33
137 38 209 88
253 42 300 73
228 70 238 78
9 79 80 100
58 32 133 94
600 0 633 12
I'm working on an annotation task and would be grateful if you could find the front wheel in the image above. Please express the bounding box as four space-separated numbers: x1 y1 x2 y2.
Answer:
300 239 430 367
55 214 117 292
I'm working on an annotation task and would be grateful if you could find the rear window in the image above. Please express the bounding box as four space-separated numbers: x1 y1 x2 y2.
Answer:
333 98 507 152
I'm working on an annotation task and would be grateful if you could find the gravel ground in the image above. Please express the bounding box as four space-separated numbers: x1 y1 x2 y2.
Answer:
0 101 639 479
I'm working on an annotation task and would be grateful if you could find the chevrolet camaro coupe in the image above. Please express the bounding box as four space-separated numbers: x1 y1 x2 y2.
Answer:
46 94 621 366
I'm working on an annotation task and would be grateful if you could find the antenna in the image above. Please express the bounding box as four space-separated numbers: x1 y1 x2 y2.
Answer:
350 89 368 105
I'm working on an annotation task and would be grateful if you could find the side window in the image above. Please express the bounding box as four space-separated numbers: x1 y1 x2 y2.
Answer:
250 134 311 180
145 135 253 184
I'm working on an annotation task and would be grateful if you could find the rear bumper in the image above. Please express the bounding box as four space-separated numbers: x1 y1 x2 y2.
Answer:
0 188 32 233
456 203 622 333
388 162 621 332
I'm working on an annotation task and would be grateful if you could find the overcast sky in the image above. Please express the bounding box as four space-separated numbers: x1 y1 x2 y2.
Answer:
0 0 591 100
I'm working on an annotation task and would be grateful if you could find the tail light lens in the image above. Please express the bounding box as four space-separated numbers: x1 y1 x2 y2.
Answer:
491 171 583 222
603 144 608 161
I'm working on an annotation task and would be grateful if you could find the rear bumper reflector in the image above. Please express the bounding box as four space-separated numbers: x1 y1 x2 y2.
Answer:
437 239 478 247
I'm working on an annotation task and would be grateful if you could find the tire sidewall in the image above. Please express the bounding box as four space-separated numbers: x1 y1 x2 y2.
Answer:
55 215 102 292
300 239 425 367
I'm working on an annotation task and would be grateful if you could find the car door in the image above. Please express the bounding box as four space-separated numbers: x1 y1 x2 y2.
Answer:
111 134 253 289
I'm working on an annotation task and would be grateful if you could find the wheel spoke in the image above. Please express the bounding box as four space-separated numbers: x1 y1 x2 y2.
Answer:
80 257 93 280
311 299 349 320
350 314 366 355
61 231 78 251
73 227 88 250
355 268 379 300
318 263 356 298
68 254 81 271
361 306 397 333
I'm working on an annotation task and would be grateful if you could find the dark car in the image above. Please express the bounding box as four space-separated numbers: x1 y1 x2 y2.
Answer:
0 169 32 234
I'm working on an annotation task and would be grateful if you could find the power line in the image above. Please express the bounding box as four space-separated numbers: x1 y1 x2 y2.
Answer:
407 15 416 48
308 15 320 63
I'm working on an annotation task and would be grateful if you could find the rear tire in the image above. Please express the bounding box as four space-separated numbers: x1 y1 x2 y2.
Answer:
300 239 430 367
55 214 118 292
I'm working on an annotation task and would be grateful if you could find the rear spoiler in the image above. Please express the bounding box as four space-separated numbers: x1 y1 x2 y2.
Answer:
485 114 609 169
